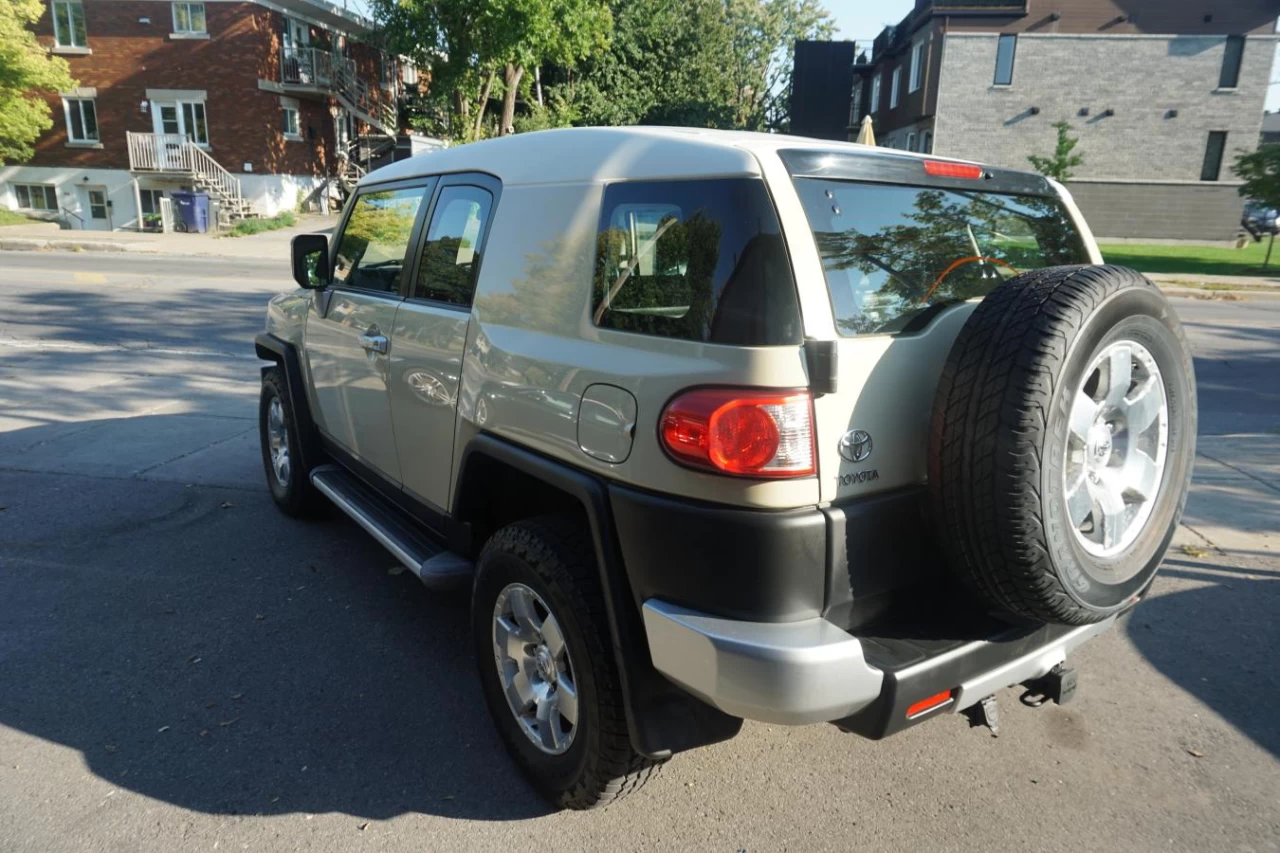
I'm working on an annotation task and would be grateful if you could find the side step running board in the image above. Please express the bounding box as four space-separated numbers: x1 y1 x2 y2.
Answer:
310 464 473 589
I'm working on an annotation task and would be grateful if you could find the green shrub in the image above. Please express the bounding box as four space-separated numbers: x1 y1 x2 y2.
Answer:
227 210 297 237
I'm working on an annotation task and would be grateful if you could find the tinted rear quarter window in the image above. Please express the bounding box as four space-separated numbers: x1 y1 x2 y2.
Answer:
592 178 801 346
792 179 1089 336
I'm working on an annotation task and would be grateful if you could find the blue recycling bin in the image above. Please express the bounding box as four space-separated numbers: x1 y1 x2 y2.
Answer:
170 190 211 233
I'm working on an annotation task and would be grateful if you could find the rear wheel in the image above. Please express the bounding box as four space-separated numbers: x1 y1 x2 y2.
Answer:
472 517 662 809
929 265 1197 625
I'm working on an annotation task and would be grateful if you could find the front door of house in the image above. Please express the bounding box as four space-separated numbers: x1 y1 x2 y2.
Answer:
152 103 184 169
79 185 111 231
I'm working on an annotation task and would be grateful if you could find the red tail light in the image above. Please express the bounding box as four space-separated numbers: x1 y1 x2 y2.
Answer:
660 389 815 478
923 160 984 180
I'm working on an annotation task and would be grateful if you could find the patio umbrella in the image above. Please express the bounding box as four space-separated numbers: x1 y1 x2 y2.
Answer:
856 115 876 146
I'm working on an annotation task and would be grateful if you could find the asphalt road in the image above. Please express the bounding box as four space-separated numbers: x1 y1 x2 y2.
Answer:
1 251 1277 853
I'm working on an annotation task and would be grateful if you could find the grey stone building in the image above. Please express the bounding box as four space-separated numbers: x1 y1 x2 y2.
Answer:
840 0 1280 241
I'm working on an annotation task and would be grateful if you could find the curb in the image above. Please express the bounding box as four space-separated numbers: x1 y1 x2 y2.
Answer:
0 238 136 253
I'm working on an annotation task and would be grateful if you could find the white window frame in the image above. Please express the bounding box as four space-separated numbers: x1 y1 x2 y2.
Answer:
906 131 917 152
14 184 59 211
52 0 87 48
870 74 881 113
63 97 98 143
281 97 302 141
909 41 925 93
922 130 933 154
171 2 207 35
179 100 210 146
890 67 901 109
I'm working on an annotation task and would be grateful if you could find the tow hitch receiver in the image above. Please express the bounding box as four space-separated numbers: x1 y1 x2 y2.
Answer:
1021 664 1079 708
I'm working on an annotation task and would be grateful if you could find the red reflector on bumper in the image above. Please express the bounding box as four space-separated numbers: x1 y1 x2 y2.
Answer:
923 160 984 180
906 689 955 718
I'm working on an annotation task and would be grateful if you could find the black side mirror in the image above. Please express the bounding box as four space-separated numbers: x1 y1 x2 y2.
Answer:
292 233 330 289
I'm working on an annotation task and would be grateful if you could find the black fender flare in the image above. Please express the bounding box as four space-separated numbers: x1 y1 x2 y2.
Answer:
453 435 742 760
254 333 323 472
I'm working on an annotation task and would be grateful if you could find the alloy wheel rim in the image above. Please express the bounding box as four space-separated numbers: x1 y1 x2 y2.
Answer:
267 396 291 486
492 583 579 755
1062 339 1169 563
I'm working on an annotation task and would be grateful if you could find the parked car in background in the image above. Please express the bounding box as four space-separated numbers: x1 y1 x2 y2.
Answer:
255 127 1198 810
1242 201 1278 237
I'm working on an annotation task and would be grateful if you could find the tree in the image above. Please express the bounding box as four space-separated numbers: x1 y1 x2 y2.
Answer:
0 0 74 164
566 0 832 132
370 0 610 141
1027 120 1084 182
1232 145 1280 267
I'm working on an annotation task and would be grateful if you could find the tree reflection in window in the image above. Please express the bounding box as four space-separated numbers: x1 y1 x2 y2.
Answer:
796 181 1089 336
332 188 425 293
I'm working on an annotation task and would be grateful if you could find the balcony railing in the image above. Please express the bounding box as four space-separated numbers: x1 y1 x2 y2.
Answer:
280 45 397 132
126 132 243 203
281 46 336 87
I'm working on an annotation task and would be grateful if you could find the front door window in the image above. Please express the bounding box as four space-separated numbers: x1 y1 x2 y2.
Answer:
158 104 180 136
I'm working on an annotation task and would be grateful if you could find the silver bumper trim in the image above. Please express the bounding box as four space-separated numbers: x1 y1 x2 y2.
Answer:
952 616 1116 712
641 600 884 726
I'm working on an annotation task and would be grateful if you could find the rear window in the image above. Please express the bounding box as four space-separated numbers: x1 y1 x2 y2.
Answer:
592 178 802 346
792 179 1089 336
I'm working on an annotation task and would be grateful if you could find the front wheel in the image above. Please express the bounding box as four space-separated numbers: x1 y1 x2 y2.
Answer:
472 517 663 809
258 368 324 517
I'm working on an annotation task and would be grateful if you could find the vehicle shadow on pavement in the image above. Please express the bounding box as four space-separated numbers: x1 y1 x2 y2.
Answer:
0 427 555 821
1125 557 1280 759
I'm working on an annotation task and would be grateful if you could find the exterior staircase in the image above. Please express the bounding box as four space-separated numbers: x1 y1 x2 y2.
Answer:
336 133 397 203
126 132 257 228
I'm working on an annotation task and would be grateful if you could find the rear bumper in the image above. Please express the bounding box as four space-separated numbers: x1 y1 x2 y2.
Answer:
642 598 1117 732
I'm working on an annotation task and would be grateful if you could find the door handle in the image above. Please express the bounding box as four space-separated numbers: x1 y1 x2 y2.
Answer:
359 333 389 355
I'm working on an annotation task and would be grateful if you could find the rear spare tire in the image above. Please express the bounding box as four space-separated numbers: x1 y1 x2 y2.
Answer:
929 265 1196 625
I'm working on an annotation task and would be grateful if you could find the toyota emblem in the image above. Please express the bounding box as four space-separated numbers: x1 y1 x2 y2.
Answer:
839 429 873 463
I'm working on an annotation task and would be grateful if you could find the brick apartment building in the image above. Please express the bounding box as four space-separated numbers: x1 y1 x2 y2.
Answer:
794 0 1280 241
1 0 407 231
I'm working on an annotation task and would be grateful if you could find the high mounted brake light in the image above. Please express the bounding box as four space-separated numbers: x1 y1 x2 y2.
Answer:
923 160 985 180
660 389 815 479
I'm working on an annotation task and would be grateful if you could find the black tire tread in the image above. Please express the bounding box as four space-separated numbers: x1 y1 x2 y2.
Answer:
259 367 326 518
928 265 1180 624
479 517 663 809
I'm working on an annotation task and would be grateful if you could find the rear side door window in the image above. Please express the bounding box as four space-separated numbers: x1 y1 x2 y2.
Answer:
331 187 429 293
413 184 494 306
591 178 801 346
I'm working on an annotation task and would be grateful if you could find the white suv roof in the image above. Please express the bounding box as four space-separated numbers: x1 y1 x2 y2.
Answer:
365 126 938 189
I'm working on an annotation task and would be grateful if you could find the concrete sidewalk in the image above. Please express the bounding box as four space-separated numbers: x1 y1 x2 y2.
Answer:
0 213 334 259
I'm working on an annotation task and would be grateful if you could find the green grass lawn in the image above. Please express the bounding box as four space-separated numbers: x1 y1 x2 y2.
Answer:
226 210 297 237
0 209 39 226
1099 239 1280 278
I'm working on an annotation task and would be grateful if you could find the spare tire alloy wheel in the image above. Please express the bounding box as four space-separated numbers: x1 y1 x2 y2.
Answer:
492 583 579 755
929 265 1197 625
1064 340 1168 561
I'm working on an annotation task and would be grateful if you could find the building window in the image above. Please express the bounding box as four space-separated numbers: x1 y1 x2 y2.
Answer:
14 184 58 211
171 2 206 34
909 41 925 93
180 101 209 145
52 0 87 48
906 131 917 152
994 34 1017 86
282 101 301 140
1219 36 1245 89
890 67 901 109
63 98 98 143
922 130 933 154
849 84 861 126
1201 132 1228 181
870 74 881 113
